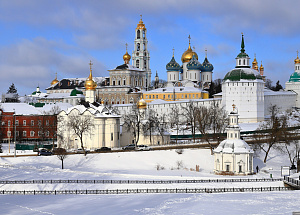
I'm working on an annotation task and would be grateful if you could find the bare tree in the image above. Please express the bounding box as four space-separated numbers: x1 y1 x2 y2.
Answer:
210 101 227 143
142 109 158 145
66 114 94 156
123 105 144 145
42 106 61 149
168 106 181 144
156 113 168 145
253 105 285 163
55 148 68 169
181 101 198 142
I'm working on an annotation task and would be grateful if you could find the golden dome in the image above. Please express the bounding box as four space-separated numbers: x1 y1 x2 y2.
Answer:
260 61 264 71
85 61 97 91
123 43 131 64
137 96 147 109
136 15 146 30
181 43 198 63
295 51 300 64
51 73 59 85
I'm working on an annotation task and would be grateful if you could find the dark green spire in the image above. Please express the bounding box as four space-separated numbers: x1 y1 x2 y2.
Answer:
240 34 245 53
237 33 249 58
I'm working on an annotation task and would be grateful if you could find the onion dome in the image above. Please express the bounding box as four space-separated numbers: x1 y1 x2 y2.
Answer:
224 68 262 81
123 51 131 64
51 73 59 86
181 44 198 63
70 89 83 96
187 54 202 70
252 55 258 70
166 55 181 71
136 15 146 30
289 72 300 82
85 61 97 91
202 56 214 72
259 61 264 76
181 35 198 63
137 96 147 109
295 51 300 64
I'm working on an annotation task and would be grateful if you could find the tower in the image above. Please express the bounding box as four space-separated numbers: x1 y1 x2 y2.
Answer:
285 51 300 107
201 49 214 89
252 54 259 71
154 71 159 89
222 34 264 123
132 15 151 90
85 60 97 103
166 48 181 85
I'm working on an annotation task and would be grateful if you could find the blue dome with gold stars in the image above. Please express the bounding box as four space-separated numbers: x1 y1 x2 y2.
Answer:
202 57 214 72
166 56 181 71
187 54 202 70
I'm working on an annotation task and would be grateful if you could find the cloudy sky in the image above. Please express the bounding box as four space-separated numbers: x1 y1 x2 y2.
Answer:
1 0 300 95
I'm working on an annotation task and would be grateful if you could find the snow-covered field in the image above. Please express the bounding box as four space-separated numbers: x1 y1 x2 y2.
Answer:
0 144 299 215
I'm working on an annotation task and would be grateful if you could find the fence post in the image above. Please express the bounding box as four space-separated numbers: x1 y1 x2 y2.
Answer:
34 190 35 195
55 190 56 195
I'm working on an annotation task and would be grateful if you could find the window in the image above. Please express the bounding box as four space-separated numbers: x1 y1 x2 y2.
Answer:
16 131 19 136
137 30 140 39
46 120 49 126
117 132 119 140
142 30 145 39
23 131 27 137
118 80 121 85
111 133 113 141
15 120 19 126
136 60 139 68
156 95 158 99
23 120 26 126
8 120 11 127
31 120 34 126
38 131 42 136
123 79 126 85
46 131 49 137
112 81 115 86
38 120 42 126
239 165 242 173
7 131 11 137
30 131 35 137
146 95 148 99
226 165 230 172
168 95 170 99
163 95 165 99
137 43 140 51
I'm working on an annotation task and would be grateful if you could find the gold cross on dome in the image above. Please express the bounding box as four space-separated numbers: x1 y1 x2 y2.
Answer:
125 43 128 51
89 60 93 71
205 48 207 57
172 48 175 57
188 35 191 44
140 14 142 20
297 50 299 57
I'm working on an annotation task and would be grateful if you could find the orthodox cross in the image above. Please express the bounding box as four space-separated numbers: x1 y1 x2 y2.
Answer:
172 47 175 57
205 48 207 58
89 60 93 71
188 35 191 44
297 50 299 57
125 43 128 51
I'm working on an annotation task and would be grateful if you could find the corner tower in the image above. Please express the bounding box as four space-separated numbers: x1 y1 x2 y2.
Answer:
222 34 264 123
132 15 151 90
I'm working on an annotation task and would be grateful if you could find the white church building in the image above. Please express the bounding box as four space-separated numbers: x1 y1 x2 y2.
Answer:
214 105 254 175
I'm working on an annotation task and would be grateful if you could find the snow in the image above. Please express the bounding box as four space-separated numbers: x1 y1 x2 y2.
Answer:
214 139 253 153
0 144 299 214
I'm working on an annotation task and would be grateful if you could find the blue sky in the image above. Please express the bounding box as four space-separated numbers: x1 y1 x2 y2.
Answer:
0 0 300 95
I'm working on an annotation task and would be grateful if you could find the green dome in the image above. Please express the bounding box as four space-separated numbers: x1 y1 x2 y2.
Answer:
289 72 300 82
70 89 83 96
32 91 41 95
224 68 262 81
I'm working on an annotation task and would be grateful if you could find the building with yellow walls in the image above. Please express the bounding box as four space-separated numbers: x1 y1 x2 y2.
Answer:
142 86 208 102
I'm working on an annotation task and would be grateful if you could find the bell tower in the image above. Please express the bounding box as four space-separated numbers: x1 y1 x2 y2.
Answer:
132 15 151 90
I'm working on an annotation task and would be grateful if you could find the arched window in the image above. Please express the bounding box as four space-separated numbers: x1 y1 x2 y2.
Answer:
143 30 145 39
243 59 245 65
137 43 140 51
144 60 147 68
136 59 139 68
239 59 241 65
137 30 140 39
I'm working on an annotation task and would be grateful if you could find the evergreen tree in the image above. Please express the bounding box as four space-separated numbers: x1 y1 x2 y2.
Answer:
7 83 18 94
5 83 19 103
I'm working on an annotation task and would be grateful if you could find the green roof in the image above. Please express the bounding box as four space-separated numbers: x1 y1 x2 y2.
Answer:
224 68 262 81
289 72 300 82
70 89 83 96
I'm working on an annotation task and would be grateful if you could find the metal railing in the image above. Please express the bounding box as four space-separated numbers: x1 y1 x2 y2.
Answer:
0 186 291 195
0 178 282 184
